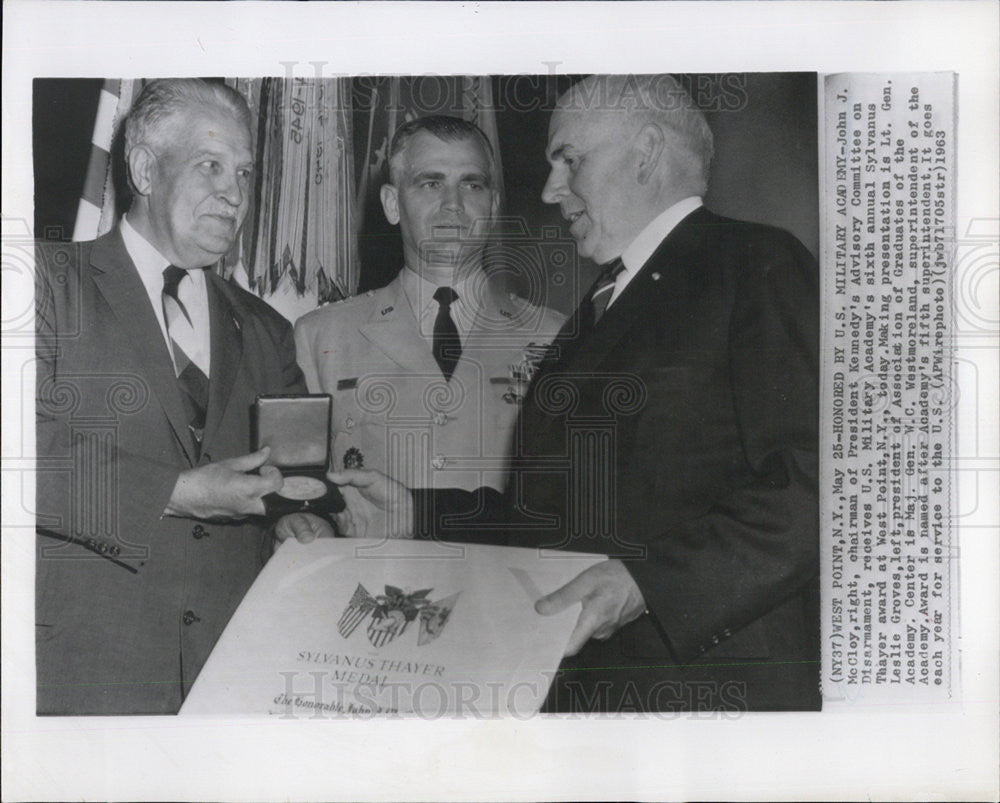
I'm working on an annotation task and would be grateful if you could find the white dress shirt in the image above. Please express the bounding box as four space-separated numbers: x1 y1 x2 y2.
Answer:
607 196 704 309
120 216 211 376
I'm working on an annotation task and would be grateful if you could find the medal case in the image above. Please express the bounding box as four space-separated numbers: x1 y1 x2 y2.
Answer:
253 394 345 516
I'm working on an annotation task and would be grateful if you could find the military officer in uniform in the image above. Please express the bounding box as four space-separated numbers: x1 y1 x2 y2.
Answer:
295 116 564 491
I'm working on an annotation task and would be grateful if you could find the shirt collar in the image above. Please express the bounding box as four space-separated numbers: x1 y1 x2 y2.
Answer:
120 215 206 292
619 196 703 276
400 264 481 318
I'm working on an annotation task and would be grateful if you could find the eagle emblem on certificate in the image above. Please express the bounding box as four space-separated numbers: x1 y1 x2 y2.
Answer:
337 583 461 647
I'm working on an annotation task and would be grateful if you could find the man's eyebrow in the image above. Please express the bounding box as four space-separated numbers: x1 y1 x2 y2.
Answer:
189 147 232 162
460 170 491 184
411 170 446 182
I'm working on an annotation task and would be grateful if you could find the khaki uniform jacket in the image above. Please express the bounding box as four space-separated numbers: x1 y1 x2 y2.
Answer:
294 273 565 491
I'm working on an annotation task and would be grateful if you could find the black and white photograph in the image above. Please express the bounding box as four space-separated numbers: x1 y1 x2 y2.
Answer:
31 72 820 718
3 2 997 801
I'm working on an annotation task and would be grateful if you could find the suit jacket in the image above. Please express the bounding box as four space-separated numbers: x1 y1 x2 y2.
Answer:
418 208 821 711
34 229 306 715
295 273 565 491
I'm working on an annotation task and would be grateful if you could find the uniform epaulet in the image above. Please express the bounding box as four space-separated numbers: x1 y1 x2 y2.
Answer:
329 289 376 307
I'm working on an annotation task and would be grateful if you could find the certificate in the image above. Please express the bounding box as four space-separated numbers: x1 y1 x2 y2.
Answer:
180 538 605 717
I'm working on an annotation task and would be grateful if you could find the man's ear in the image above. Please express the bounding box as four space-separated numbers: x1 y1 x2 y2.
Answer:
635 123 666 185
128 146 156 197
380 184 400 225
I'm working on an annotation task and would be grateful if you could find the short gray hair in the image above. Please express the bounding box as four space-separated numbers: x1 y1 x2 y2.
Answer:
558 74 714 195
124 78 252 157
387 115 495 185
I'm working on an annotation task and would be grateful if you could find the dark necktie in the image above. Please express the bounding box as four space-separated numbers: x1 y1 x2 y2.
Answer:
162 266 209 454
432 286 461 381
589 257 626 327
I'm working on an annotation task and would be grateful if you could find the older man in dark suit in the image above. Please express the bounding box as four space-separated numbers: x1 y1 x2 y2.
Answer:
293 74 820 712
35 79 306 715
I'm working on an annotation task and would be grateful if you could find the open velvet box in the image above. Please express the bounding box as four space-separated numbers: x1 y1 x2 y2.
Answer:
253 394 345 517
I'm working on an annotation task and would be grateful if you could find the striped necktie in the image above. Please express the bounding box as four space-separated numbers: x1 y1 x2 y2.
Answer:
589 258 626 326
162 266 209 454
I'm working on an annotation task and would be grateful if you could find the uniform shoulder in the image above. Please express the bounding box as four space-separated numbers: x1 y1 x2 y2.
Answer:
294 288 382 333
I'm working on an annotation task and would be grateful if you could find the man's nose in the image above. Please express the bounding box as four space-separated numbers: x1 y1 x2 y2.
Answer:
541 168 565 205
215 169 245 208
441 184 463 212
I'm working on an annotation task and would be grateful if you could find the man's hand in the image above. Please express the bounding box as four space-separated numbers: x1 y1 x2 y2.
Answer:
535 560 646 657
164 447 281 520
327 468 415 539
274 512 336 544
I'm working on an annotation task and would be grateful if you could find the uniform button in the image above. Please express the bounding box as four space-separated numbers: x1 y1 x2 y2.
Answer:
722 628 732 638
711 635 720 645
431 455 447 470
192 524 210 539
97 542 109 554
698 645 707 653
182 610 201 626
345 416 354 430
433 412 449 426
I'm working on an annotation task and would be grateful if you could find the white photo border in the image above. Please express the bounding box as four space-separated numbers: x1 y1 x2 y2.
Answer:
2 2 997 801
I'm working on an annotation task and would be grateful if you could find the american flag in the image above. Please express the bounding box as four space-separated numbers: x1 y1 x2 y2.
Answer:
337 583 375 638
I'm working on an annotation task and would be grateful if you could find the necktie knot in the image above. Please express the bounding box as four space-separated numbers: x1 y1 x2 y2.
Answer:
434 285 459 309
162 265 187 299
590 258 625 326
599 258 625 285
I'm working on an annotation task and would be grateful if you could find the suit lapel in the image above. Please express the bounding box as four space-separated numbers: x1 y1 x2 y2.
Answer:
520 208 711 437
560 207 711 378
520 275 597 409
202 272 245 455
89 230 198 465
358 277 441 376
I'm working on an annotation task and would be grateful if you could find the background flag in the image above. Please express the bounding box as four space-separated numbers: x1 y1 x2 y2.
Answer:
72 77 357 323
